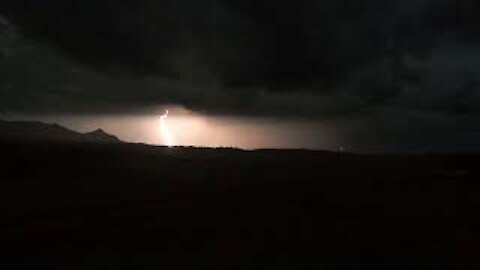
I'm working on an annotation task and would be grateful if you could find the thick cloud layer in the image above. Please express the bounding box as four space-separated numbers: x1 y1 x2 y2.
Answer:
0 0 479 116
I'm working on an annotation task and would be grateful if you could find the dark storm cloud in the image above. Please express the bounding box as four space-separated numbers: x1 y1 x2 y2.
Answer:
0 0 479 116
0 0 431 87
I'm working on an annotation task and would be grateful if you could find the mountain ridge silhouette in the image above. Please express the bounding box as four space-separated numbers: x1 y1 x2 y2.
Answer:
0 119 121 143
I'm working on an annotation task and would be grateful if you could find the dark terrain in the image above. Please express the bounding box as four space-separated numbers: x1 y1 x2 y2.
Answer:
0 120 477 269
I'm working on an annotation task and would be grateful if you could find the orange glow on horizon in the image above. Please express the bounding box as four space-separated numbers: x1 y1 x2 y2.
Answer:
6 107 337 150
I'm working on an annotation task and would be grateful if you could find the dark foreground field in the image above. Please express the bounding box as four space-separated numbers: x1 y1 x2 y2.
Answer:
0 140 478 269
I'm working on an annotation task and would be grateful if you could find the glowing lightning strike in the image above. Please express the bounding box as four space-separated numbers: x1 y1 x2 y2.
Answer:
160 109 175 147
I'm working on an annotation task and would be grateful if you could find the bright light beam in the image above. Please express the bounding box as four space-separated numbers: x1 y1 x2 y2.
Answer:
160 109 175 147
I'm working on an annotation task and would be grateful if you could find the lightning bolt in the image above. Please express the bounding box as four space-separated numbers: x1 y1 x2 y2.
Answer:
160 109 175 147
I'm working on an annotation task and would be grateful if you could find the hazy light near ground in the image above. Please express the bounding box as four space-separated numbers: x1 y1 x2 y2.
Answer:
6 106 339 150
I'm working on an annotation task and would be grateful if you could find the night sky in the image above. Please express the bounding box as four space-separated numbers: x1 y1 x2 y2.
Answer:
0 0 479 152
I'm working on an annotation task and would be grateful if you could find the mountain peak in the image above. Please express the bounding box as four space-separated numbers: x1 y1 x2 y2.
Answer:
88 128 107 135
84 128 120 143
